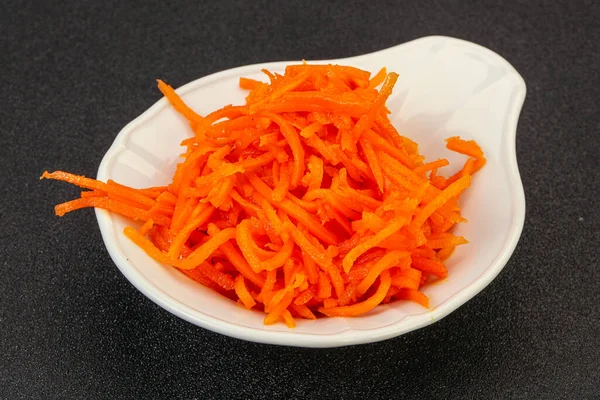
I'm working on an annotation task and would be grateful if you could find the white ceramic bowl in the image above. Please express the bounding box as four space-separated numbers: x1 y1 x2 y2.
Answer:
95 36 526 347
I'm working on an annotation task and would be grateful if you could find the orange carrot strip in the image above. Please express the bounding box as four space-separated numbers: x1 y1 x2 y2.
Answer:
336 284 356 306
446 136 484 159
196 261 235 290
304 189 361 220
53 197 170 226
395 288 429 308
41 171 157 207
181 265 223 292
167 205 214 259
208 116 270 139
283 221 332 270
250 71 311 112
148 225 174 252
378 152 425 186
248 173 337 245
304 133 341 165
272 162 290 201
303 154 324 191
156 191 177 206
239 77 262 91
411 256 448 278
104 191 151 211
170 197 198 233
259 239 294 271
335 186 382 211
291 304 316 320
257 269 277 302
281 310 296 328
411 175 471 228
107 180 163 205
318 270 391 317
235 219 263 273
391 268 422 290
368 67 387 89
323 298 338 308
317 271 332 299
79 190 105 198
286 194 320 213
138 219 155 236
356 250 410 295
362 129 415 169
426 233 468 249
264 292 294 325
283 259 297 287
207 175 236 209
294 288 315 306
285 64 371 82
261 91 370 116
177 226 236 270
124 226 176 265
224 244 266 287
349 73 398 144
360 139 384 192
157 80 203 124
257 112 305 188
342 208 415 273
254 192 285 235
301 251 319 285
278 197 338 244
238 152 276 171
436 245 456 261
414 159 450 175
324 204 353 236
234 275 256 308
298 122 322 139
230 189 261 216
135 185 168 198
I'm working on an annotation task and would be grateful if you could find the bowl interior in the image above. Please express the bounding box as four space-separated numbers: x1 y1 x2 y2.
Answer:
97 36 525 346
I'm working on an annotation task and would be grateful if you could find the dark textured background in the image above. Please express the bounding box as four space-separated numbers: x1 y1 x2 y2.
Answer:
2 0 599 398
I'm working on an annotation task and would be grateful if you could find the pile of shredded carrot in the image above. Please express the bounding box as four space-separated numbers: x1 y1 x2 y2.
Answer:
42 63 486 328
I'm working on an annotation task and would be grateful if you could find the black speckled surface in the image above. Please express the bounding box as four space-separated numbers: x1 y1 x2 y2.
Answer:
1 0 599 398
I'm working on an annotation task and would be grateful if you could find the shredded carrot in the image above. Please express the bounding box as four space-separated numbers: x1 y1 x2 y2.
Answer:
43 62 485 327
356 250 410 295
368 67 387 89
178 226 236 270
318 270 392 317
138 219 155 236
234 275 256 309
395 288 430 308
291 304 316 319
317 271 333 299
281 309 296 328
156 79 203 125
239 77 262 91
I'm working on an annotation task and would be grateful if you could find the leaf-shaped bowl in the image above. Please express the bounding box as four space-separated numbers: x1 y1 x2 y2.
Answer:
95 36 526 347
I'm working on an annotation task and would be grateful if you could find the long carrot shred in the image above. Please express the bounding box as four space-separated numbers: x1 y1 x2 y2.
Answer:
395 288 430 308
356 250 410 295
368 67 387 89
157 80 203 125
138 219 155 236
43 63 484 327
360 139 384 192
318 270 392 317
234 275 256 309
178 227 236 270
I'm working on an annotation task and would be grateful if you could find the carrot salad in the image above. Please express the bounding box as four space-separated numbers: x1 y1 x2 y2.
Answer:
42 63 485 328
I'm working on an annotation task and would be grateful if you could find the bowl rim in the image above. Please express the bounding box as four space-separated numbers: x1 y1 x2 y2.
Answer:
95 35 526 347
